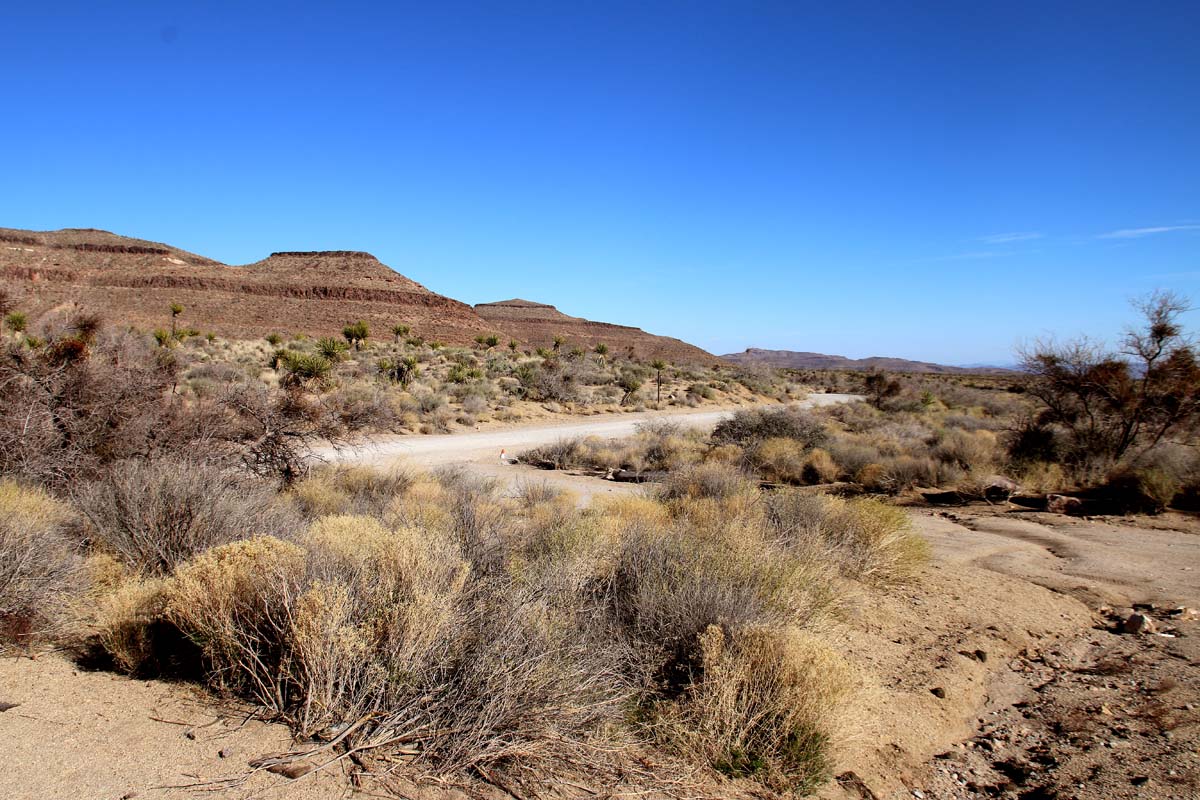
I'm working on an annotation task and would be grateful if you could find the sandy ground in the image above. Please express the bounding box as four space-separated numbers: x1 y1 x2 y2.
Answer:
4 404 1199 799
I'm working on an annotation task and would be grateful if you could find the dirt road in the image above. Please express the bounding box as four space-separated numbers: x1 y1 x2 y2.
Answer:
319 395 860 498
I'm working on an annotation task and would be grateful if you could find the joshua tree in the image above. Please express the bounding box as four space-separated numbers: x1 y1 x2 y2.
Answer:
169 303 184 336
279 352 333 390
378 355 420 387
265 332 283 346
508 339 519 353
552 334 565 352
863 370 901 409
594 342 609 362
650 359 667 404
342 320 369 350
618 371 643 406
391 323 410 343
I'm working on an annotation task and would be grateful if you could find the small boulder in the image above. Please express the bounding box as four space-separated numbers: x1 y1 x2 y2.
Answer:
1047 494 1085 515
983 476 1021 503
1123 613 1157 635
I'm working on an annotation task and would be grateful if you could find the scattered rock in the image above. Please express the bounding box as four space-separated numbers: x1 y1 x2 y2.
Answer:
835 771 881 799
984 475 1021 503
931 687 947 699
266 761 316 779
923 490 968 506
1047 494 1085 515
0 701 20 713
1123 613 1158 635
218 748 230 759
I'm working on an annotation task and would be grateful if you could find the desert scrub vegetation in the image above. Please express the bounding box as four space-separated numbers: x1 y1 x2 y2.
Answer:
0 481 83 646
9 461 926 795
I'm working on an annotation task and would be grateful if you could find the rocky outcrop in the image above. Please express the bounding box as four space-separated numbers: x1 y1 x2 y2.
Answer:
2 228 495 342
475 298 718 364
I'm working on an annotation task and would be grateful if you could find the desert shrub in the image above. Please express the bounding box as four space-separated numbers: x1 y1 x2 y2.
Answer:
85 572 177 675
1020 292 1200 470
165 537 307 709
712 407 828 449
826 439 882 478
74 457 302 575
415 390 447 413
652 625 849 795
461 393 489 415
0 481 83 643
0 320 179 485
290 465 415 520
802 448 840 484
766 492 928 585
932 428 997 471
857 455 949 493
609 518 835 689
750 437 808 484
524 438 588 470
326 383 397 430
660 463 757 501
636 422 706 471
824 401 884 433
1095 467 1181 515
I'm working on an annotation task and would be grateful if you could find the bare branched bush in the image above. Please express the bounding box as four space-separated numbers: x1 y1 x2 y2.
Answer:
74 457 302 575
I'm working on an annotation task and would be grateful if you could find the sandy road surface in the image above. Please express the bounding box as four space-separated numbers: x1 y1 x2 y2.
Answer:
318 394 860 498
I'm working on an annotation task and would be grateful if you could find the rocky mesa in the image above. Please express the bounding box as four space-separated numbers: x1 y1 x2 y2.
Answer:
1 227 502 344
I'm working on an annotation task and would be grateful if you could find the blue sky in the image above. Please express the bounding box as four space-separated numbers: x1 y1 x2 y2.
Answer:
3 1 1198 363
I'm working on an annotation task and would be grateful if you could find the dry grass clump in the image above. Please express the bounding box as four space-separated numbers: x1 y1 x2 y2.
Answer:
0 481 83 644
659 462 758 501
652 625 851 795
523 424 707 475
766 491 929 586
290 464 414 519
74 457 303 575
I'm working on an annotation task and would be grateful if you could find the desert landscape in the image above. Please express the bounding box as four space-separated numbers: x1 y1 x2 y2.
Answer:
4 4 1198 800
3 242 1199 799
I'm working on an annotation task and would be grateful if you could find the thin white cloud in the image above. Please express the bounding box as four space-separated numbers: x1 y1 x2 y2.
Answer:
1098 224 1200 239
980 232 1043 244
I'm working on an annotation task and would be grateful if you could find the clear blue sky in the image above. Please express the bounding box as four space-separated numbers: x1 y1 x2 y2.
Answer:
3 1 1198 364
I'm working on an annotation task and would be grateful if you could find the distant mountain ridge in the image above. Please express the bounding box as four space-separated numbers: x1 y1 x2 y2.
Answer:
1 226 716 361
722 348 1016 374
